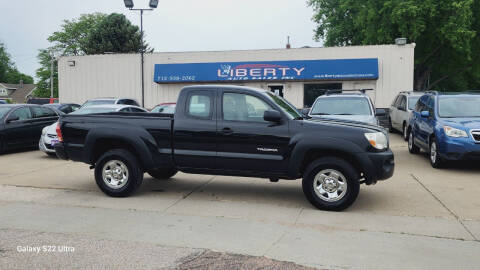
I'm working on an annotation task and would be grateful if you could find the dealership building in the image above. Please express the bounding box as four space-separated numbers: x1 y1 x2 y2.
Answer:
58 44 415 109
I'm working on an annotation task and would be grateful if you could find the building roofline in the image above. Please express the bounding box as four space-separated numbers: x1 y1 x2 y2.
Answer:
59 43 416 59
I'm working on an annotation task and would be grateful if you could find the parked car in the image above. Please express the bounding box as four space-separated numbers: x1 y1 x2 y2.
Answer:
0 100 7 104
54 85 394 211
389 91 423 140
39 105 147 156
81 98 140 108
308 92 382 125
0 104 58 154
43 103 81 115
408 91 480 168
151 103 176 114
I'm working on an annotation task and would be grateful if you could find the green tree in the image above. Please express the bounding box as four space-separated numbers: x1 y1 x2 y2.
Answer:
0 43 33 84
48 13 107 56
83 13 150 55
33 49 58 98
308 0 479 91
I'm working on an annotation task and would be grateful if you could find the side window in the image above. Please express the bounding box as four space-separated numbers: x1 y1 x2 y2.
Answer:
120 99 136 106
399 96 407 110
187 93 212 119
392 95 400 107
427 97 435 114
130 107 145 112
223 93 272 122
9 107 32 121
32 107 57 118
415 96 427 112
119 108 131 112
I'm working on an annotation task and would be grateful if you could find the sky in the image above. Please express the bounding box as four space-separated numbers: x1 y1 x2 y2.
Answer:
0 0 321 80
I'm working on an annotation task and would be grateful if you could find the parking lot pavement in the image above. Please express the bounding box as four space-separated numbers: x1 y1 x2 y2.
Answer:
0 134 479 269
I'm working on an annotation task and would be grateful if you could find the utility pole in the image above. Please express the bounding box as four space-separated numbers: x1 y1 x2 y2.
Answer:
50 53 54 99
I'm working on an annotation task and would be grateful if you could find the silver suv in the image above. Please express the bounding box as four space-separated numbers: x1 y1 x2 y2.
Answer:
309 92 379 125
81 98 140 108
389 91 423 140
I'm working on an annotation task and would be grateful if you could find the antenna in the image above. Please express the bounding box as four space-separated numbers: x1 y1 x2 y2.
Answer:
286 36 291 49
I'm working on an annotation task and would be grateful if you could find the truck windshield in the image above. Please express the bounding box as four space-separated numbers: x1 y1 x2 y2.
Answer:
266 92 302 119
438 96 480 117
310 97 372 116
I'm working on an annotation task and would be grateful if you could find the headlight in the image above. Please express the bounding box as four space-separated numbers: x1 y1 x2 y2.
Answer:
41 127 47 135
443 126 467 138
364 132 388 150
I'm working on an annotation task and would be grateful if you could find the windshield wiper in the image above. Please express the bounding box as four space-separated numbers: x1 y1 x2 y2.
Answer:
337 113 354 115
310 113 330 115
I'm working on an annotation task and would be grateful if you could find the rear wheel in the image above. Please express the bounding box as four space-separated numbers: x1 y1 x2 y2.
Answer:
408 132 420 154
302 157 360 211
147 168 177 180
430 140 446 168
94 149 143 197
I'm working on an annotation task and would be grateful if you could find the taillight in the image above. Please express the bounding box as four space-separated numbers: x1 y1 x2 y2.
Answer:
56 123 63 142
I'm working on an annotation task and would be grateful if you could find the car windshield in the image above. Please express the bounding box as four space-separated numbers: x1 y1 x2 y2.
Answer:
152 105 175 113
310 97 372 115
438 96 480 117
82 100 116 107
0 107 11 118
408 96 420 110
266 92 302 119
71 107 117 115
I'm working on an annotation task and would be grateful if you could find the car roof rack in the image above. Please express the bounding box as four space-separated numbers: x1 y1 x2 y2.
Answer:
323 88 373 95
425 90 438 95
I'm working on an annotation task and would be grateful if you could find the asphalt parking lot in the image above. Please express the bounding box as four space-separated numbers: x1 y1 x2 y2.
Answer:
0 133 479 269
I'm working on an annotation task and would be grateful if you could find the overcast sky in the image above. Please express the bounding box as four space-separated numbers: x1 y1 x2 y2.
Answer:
0 0 321 80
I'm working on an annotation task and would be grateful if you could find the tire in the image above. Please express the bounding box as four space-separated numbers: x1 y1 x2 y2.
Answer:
402 123 408 141
147 168 178 180
302 157 360 211
408 131 420 154
94 149 143 197
46 152 57 157
429 139 446 168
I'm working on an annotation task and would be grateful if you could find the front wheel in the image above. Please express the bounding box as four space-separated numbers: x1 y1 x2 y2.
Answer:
302 157 360 211
430 140 446 168
403 124 409 141
94 149 143 197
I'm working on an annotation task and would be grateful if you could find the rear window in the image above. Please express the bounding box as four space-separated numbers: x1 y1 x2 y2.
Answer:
187 94 212 118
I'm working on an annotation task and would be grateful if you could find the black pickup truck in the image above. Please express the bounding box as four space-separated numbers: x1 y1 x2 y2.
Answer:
55 85 394 211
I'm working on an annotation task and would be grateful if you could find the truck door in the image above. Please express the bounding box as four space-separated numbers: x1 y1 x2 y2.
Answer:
173 90 217 169
216 90 290 174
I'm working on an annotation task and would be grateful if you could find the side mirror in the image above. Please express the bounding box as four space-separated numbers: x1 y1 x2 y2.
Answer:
6 116 20 123
375 108 387 117
264 110 282 123
420 111 430 118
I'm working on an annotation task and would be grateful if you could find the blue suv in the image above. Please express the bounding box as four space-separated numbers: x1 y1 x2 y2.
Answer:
408 92 480 168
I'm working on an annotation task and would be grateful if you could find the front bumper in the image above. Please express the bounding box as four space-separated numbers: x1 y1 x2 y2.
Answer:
437 136 480 160
54 142 68 160
356 150 395 184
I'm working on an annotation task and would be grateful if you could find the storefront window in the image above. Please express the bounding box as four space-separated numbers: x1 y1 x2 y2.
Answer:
303 83 342 108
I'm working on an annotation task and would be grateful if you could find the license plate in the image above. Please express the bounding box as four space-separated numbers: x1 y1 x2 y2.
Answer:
51 140 59 146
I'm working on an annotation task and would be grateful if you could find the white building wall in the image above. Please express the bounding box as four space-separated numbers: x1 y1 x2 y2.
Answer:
59 44 415 109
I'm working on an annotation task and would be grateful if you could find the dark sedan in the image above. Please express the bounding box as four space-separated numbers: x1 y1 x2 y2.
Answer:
0 104 58 154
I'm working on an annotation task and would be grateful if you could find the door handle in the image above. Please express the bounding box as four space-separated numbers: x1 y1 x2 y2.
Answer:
221 127 233 135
